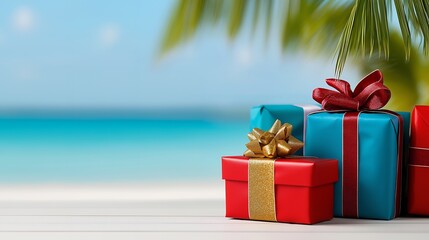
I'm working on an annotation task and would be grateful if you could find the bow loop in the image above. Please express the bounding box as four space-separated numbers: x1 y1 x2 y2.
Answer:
326 78 354 97
244 120 303 158
313 69 391 111
353 69 383 96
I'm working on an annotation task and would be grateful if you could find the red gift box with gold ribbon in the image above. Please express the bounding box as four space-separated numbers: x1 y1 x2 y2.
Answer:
408 106 429 215
221 120 338 224
222 156 338 224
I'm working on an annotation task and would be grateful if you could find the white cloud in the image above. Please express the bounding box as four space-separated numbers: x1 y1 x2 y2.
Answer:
12 6 36 32
99 24 121 48
234 47 254 67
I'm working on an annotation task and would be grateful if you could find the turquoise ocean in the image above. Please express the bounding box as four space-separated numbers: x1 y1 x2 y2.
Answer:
0 117 248 183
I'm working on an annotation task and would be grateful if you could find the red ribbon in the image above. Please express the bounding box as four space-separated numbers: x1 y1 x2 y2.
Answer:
312 69 391 111
410 147 429 166
342 112 359 218
312 70 403 218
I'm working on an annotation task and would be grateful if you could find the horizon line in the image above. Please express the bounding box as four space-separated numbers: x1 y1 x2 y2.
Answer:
0 107 251 120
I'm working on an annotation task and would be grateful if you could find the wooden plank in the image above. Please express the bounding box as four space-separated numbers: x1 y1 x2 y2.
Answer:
0 217 428 232
0 201 428 234
0 200 223 216
0 185 427 239
0 232 425 240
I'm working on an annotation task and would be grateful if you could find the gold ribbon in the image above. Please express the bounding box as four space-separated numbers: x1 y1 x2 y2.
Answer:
244 119 303 222
244 119 303 158
248 158 277 221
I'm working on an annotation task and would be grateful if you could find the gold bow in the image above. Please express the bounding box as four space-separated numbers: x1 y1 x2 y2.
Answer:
244 119 303 158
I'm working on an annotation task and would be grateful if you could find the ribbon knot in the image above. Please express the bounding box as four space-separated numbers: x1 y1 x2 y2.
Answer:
312 69 391 111
244 119 303 158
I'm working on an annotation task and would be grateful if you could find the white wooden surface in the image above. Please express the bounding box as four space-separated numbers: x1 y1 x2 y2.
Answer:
0 184 428 240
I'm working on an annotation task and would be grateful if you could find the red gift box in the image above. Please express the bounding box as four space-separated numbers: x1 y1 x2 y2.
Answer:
408 106 429 215
222 156 338 224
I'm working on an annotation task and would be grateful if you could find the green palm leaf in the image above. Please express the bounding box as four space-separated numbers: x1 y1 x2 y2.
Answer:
158 0 429 109
335 0 429 76
359 33 419 111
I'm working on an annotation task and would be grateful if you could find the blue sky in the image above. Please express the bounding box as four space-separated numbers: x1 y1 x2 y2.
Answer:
0 0 359 112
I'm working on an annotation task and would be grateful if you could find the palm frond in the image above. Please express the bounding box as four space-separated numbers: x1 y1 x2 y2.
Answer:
264 0 273 39
160 0 429 81
335 0 390 77
409 0 429 54
251 0 261 34
359 33 419 111
394 0 411 60
335 0 429 76
209 0 224 23
158 0 429 110
280 1 352 53
159 0 189 54
228 0 247 38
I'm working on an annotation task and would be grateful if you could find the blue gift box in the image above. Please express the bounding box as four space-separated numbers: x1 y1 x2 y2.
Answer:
250 105 319 156
304 111 410 220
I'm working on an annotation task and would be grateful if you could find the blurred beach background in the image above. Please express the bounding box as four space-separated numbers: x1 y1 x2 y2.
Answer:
0 0 425 201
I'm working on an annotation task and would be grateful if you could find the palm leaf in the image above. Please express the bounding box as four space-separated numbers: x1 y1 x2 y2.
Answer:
280 1 352 53
228 0 247 38
264 0 273 39
335 0 429 76
158 0 429 110
335 0 390 77
359 33 419 111
251 0 261 34
159 0 189 54
394 0 411 60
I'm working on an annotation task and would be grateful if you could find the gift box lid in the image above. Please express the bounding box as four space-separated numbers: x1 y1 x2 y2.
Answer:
222 156 338 187
412 105 429 147
250 105 320 156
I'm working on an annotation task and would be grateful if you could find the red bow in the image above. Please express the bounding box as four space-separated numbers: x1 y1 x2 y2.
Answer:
312 70 391 111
